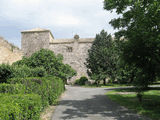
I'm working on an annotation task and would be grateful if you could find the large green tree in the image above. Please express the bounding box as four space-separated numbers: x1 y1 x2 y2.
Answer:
86 30 117 85
104 0 160 100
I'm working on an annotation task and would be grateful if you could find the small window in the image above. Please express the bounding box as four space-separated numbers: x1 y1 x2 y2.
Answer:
67 47 73 52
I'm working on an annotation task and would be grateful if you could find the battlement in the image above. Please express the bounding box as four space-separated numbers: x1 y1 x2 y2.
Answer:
50 38 94 44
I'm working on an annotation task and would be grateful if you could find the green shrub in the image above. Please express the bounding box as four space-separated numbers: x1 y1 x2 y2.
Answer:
0 64 47 82
0 94 42 120
12 65 47 78
13 49 77 83
0 102 22 120
0 83 25 94
12 65 32 78
31 67 47 77
8 77 65 107
75 76 88 85
0 64 13 83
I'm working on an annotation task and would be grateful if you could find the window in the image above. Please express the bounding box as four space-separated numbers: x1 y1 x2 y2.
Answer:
67 47 73 52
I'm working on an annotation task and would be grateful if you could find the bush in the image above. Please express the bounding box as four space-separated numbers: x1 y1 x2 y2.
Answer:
0 83 25 94
8 77 65 107
75 76 88 85
12 65 47 78
0 102 22 120
0 94 42 120
31 67 47 77
12 65 32 78
13 49 77 83
0 64 13 83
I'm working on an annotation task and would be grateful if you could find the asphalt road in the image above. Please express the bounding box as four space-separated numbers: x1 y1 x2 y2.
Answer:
52 86 150 120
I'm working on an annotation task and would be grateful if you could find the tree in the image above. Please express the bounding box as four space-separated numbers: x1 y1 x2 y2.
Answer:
14 49 77 83
85 30 117 85
104 0 160 101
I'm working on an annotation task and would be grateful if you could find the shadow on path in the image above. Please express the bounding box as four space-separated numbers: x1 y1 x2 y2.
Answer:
52 86 149 120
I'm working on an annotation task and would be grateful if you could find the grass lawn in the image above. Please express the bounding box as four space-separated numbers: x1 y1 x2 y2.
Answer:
83 83 132 88
107 87 160 120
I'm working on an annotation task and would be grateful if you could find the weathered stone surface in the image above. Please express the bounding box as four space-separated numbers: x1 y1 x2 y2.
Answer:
21 28 53 56
0 36 22 64
21 28 94 83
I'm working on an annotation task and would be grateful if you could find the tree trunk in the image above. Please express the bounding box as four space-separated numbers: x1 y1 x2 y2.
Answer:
137 92 143 103
103 78 106 85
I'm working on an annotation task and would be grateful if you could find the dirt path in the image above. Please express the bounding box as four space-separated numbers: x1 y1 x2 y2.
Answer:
52 86 149 120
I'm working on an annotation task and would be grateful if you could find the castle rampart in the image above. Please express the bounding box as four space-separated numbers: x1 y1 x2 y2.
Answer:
21 28 94 83
0 36 22 64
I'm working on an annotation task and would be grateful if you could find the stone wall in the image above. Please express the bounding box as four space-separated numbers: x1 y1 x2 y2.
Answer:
21 28 94 83
49 38 93 83
0 37 22 64
21 28 53 56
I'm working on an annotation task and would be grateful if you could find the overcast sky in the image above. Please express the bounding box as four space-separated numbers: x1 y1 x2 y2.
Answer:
0 0 117 48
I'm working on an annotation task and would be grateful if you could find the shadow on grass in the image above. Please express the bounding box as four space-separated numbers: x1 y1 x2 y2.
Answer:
107 90 160 120
58 94 148 120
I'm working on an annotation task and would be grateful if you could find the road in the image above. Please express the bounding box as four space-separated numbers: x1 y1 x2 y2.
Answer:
52 86 150 120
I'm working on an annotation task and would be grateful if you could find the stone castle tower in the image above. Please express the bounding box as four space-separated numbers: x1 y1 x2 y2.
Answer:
21 28 94 82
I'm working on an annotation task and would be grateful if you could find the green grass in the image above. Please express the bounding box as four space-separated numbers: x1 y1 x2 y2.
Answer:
102 83 132 88
107 88 160 120
83 83 132 88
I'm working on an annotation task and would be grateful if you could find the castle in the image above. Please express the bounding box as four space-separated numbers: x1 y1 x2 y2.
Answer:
0 37 22 64
21 28 94 82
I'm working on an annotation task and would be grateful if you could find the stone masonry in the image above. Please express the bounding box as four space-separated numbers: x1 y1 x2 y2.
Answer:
21 28 94 83
0 36 22 64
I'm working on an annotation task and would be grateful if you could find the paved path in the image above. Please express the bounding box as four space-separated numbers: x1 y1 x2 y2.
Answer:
52 86 149 120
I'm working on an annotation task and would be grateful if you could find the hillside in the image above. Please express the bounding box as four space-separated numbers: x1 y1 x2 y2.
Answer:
0 36 22 64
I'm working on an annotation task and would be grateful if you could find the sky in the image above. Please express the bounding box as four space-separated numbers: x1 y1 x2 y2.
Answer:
0 0 118 48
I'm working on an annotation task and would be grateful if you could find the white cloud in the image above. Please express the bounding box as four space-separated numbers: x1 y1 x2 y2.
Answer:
0 0 117 27
0 0 118 47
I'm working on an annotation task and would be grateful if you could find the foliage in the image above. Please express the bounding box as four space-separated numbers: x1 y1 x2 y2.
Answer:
0 83 25 94
8 77 65 107
107 88 160 120
0 64 14 83
86 30 117 85
13 49 76 82
12 65 33 78
0 101 22 120
75 76 88 85
31 67 47 77
116 58 137 84
104 0 160 101
13 65 47 78
0 94 42 120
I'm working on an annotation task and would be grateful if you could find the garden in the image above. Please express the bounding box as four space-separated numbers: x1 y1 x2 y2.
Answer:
0 49 76 120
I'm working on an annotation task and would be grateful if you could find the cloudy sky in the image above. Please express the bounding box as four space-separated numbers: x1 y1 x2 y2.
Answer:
0 0 117 48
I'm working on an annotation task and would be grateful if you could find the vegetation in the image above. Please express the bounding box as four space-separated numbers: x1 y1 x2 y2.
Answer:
86 30 117 85
8 77 65 107
0 49 76 119
13 49 77 83
107 88 160 120
0 64 13 83
75 76 88 85
0 94 42 120
0 83 25 94
103 0 160 101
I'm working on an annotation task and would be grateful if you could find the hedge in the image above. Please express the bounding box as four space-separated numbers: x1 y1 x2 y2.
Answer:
12 66 47 78
0 83 25 94
0 94 42 120
0 102 22 120
0 64 47 83
0 64 13 83
75 76 88 85
8 77 65 107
